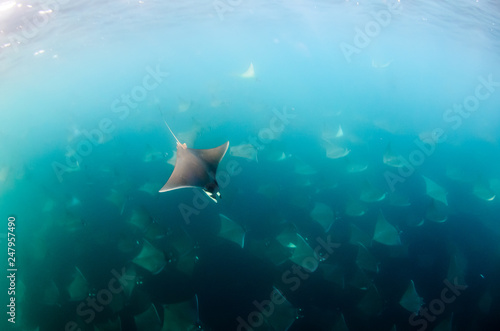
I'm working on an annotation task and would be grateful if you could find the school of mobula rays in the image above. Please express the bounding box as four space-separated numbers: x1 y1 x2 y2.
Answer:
12 93 500 330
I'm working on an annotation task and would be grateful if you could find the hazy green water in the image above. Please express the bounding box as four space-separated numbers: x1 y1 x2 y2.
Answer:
1 0 500 330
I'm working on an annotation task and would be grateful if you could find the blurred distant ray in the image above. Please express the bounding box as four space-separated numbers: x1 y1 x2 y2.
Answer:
132 239 167 275
344 157 368 173
240 62 255 78
426 199 448 223
218 214 246 248
399 280 424 314
388 191 411 207
422 175 448 206
345 200 368 217
473 176 496 201
371 59 393 68
134 303 162 331
67 266 90 301
383 143 405 168
161 295 201 330
262 288 298 330
276 227 319 272
324 141 350 159
372 211 400 246
322 124 344 142
310 202 335 232
356 243 379 273
177 96 192 112
294 157 317 175
360 180 386 203
230 143 258 161
357 284 383 316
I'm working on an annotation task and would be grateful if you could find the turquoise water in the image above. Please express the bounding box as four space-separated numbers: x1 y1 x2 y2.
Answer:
1 0 500 330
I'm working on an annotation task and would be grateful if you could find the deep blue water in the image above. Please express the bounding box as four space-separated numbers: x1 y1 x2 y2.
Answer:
1 0 500 330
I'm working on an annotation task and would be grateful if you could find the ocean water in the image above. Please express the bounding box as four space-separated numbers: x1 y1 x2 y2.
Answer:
1 0 500 330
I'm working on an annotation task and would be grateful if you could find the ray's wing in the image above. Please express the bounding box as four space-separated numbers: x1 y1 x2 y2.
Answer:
190 141 229 174
276 229 319 272
373 211 401 246
399 280 423 314
357 284 383 316
132 240 167 275
135 303 162 331
310 202 335 232
240 62 255 78
161 295 201 330
159 142 229 192
263 288 298 330
360 180 386 203
218 214 246 248
423 175 448 206
67 266 89 301
159 146 207 192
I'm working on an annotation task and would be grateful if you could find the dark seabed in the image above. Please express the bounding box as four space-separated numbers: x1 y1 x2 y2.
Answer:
1 0 500 330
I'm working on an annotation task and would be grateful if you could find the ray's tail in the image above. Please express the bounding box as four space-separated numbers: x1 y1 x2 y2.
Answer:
158 107 181 145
